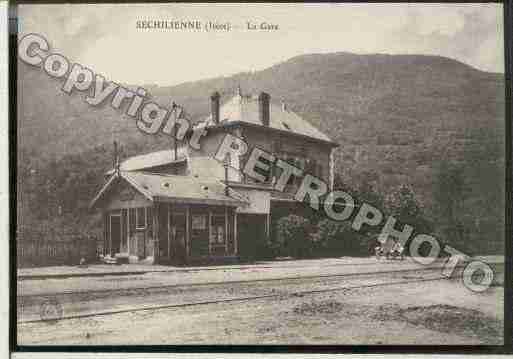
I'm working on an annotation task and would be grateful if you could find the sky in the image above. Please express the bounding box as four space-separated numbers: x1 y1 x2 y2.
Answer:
19 3 504 86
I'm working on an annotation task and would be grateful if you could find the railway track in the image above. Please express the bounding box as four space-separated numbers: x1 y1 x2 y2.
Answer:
18 274 453 324
18 262 503 325
18 263 454 299
18 260 413 281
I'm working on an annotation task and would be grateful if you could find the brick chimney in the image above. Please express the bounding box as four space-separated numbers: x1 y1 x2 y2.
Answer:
258 92 270 126
210 91 220 124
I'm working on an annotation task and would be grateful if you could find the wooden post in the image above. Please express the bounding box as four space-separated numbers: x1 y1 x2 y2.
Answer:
143 207 146 258
224 206 228 255
208 210 212 255
108 213 112 256
185 205 190 259
173 102 178 161
167 203 171 262
153 203 159 263
103 211 107 256
234 212 238 256
266 213 271 239
224 163 229 196
127 209 130 256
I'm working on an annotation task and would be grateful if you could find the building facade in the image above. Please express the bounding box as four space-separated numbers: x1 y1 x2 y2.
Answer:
90 89 338 265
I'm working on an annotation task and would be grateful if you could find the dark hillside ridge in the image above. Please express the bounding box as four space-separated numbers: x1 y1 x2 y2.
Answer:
18 52 505 232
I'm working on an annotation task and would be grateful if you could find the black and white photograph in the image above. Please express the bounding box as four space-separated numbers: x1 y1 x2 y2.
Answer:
12 2 509 350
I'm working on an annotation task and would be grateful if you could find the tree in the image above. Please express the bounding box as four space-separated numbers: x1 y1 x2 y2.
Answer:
433 160 466 225
384 184 421 222
384 184 432 251
433 160 469 249
355 170 384 210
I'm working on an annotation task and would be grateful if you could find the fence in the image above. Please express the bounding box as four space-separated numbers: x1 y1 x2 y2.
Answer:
17 236 100 268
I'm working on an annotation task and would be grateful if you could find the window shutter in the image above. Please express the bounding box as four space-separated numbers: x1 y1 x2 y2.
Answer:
146 207 153 237
122 209 127 245
129 208 136 234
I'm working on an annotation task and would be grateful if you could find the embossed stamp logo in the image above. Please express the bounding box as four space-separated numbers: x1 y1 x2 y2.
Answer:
39 298 63 322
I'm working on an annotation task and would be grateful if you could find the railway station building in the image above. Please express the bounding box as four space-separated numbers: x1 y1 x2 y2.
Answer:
90 89 338 265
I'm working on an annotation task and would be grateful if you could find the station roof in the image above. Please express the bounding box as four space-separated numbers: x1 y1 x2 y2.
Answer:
196 93 337 146
90 171 249 209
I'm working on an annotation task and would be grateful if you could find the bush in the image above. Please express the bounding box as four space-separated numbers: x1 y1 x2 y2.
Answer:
311 219 371 257
273 215 313 258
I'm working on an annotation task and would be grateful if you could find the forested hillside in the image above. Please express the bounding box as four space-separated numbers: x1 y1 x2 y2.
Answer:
17 52 505 254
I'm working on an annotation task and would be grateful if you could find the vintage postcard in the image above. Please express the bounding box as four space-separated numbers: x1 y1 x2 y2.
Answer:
13 2 507 350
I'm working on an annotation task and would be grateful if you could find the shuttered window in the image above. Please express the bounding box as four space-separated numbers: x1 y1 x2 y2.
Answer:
135 207 146 229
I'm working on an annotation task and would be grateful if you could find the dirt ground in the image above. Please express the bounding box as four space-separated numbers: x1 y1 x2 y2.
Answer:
18 277 503 345
17 268 446 322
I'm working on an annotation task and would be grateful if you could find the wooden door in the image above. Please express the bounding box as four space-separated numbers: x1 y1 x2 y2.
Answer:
190 212 209 257
170 211 187 264
110 214 122 256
